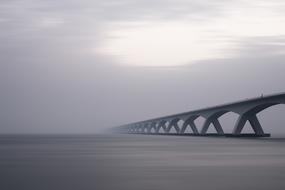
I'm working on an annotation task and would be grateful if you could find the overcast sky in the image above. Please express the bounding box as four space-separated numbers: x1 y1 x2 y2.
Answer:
0 0 285 134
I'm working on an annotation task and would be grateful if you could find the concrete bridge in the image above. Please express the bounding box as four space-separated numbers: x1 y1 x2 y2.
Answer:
115 93 285 137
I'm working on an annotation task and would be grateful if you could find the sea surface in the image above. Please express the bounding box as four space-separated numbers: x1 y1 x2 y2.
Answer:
0 134 285 190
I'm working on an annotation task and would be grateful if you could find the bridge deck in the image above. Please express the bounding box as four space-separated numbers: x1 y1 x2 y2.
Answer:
126 92 285 126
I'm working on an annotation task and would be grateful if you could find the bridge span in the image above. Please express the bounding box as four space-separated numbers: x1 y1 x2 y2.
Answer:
115 93 285 137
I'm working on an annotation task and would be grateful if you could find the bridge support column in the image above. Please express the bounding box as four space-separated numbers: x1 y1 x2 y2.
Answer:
147 122 156 134
138 125 144 133
155 121 167 133
147 124 152 134
166 120 180 134
200 117 224 135
131 127 135 133
233 113 264 135
180 118 199 134
136 126 141 133
142 124 149 134
128 127 133 133
133 127 137 133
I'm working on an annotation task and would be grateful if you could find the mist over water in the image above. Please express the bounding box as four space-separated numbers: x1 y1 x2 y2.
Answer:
1 134 285 190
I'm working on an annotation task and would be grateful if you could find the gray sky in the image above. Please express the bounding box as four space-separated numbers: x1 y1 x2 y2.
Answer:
0 0 285 134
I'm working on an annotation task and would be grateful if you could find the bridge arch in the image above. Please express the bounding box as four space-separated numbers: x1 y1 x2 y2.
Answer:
233 101 285 135
217 111 240 133
143 123 150 133
180 115 200 134
148 122 157 133
200 101 285 135
166 118 181 134
257 104 285 135
200 110 231 134
155 120 168 133
137 125 143 133
136 125 142 133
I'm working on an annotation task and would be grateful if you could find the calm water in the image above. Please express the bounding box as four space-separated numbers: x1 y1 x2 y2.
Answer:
0 134 285 190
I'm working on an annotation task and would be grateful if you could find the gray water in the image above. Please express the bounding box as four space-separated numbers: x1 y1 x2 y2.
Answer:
0 134 285 190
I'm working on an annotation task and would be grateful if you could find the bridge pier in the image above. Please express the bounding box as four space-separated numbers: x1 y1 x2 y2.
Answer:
200 117 224 135
155 121 167 133
180 117 199 134
143 123 150 134
166 119 180 134
147 124 151 133
233 113 264 135
138 125 142 133
147 122 156 133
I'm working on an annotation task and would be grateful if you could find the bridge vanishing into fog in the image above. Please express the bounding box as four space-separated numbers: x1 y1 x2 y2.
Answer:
115 93 285 137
